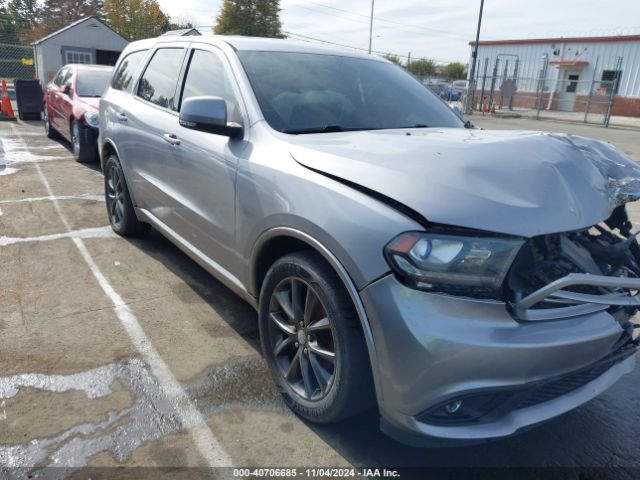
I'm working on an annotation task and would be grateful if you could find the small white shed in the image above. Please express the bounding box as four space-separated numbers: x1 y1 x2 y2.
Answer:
33 16 129 83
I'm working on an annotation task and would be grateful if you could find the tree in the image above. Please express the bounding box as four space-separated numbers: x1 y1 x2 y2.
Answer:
214 0 283 38
382 54 402 66
442 62 467 80
408 58 436 77
0 0 20 43
41 0 103 36
103 0 170 40
7 0 43 42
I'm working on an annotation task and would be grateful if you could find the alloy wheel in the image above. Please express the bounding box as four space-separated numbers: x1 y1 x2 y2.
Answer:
72 123 80 157
106 163 125 229
44 109 50 134
268 277 337 401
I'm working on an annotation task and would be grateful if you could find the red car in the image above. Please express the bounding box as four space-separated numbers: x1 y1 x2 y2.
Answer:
43 64 113 163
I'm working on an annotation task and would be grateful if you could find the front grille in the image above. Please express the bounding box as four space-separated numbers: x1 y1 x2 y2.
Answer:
516 361 616 409
515 340 636 410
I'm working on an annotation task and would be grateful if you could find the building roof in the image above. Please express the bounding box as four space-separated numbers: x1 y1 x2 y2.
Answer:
33 16 129 45
469 34 640 47
162 28 201 36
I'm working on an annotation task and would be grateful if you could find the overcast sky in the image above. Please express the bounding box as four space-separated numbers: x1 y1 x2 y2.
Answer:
156 0 640 63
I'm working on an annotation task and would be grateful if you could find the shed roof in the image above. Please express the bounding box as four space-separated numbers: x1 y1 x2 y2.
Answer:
162 28 201 36
33 16 129 45
469 34 640 47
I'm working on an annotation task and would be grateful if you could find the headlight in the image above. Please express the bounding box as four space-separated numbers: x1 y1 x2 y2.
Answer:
384 232 524 298
84 111 100 128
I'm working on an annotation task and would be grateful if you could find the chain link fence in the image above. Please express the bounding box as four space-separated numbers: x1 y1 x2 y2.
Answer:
464 56 625 128
0 43 36 100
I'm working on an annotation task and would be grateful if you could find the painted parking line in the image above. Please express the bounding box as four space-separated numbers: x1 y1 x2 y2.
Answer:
5 129 235 469
0 194 104 204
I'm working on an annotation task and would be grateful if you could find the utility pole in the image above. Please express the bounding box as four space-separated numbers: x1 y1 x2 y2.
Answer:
407 52 411 70
368 0 375 54
465 0 485 113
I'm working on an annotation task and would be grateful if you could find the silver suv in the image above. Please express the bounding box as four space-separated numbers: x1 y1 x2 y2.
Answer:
99 35 640 446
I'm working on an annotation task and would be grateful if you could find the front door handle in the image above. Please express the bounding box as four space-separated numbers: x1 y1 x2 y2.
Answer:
163 133 181 146
116 112 128 122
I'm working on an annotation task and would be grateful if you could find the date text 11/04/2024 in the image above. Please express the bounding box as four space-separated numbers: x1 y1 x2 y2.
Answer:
231 468 401 478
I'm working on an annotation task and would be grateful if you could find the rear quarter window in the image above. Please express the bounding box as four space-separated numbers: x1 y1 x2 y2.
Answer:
111 50 148 92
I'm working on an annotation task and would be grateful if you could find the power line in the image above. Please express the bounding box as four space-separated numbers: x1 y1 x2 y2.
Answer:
282 0 468 39
283 30 458 64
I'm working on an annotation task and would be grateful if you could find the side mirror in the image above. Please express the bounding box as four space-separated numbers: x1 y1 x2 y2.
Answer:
179 96 243 138
62 84 71 96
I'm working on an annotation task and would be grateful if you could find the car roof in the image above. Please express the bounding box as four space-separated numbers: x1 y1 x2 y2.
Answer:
125 35 386 62
65 64 114 72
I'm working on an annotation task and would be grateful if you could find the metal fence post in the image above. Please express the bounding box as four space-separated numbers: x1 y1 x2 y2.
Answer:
480 58 489 114
488 58 499 113
584 56 599 124
535 55 549 120
604 56 623 128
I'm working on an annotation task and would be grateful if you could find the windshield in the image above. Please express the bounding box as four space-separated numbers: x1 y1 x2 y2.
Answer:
76 70 112 97
237 51 464 133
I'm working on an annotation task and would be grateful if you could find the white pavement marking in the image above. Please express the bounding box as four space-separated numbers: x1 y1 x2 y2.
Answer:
0 226 117 247
0 194 105 204
23 133 234 468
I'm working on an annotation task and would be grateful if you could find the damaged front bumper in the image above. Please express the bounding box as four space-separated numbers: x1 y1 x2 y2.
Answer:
361 275 637 446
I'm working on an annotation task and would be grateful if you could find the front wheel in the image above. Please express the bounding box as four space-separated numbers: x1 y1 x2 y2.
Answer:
104 154 150 237
72 120 98 163
259 251 375 423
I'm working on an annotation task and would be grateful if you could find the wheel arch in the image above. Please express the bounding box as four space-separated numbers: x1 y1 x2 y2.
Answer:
250 227 383 402
100 139 140 209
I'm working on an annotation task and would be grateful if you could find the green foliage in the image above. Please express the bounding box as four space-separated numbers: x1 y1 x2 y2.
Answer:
214 0 283 38
103 0 171 40
42 0 103 36
408 58 436 77
382 53 402 66
441 62 467 80
0 0 21 43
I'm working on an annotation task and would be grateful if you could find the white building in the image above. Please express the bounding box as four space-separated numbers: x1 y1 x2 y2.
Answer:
33 16 128 83
469 34 640 117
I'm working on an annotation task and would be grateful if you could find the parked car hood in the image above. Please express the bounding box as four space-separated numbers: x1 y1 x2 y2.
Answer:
78 96 100 111
288 128 640 237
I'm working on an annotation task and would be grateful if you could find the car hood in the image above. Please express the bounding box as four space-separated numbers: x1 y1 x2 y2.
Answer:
77 97 100 111
288 128 640 237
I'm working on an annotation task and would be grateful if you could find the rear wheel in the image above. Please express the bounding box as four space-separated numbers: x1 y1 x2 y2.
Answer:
104 154 149 237
72 120 98 163
43 106 58 139
259 251 375 423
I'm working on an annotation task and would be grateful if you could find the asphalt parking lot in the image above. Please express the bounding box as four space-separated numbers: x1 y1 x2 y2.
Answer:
1 118 640 479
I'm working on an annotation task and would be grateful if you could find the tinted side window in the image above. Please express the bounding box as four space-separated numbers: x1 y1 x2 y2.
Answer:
111 50 147 91
180 50 238 114
53 68 68 86
137 48 185 110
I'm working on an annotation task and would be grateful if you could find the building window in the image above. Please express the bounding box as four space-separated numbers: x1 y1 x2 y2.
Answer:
65 50 92 65
601 70 622 94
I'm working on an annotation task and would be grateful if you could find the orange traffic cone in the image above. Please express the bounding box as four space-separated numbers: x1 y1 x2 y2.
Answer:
0 79 17 122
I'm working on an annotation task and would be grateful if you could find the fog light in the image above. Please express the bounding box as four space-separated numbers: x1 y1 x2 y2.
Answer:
444 400 462 414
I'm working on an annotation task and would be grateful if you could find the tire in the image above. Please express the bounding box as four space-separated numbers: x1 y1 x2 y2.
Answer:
43 106 58 139
104 154 150 237
72 120 98 163
259 251 375 423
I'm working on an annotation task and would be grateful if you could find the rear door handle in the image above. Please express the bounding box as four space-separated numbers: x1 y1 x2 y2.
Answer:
116 112 128 122
163 133 181 146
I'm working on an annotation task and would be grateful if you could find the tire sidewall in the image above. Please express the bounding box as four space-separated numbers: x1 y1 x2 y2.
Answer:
104 155 129 234
259 255 357 422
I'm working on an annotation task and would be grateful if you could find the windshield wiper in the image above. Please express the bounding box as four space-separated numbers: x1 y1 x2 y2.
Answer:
282 125 346 134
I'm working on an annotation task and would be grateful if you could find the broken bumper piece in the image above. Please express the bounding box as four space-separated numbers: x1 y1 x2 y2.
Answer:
514 273 640 321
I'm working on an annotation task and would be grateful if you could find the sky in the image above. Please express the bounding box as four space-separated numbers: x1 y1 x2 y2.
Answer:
156 0 640 64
